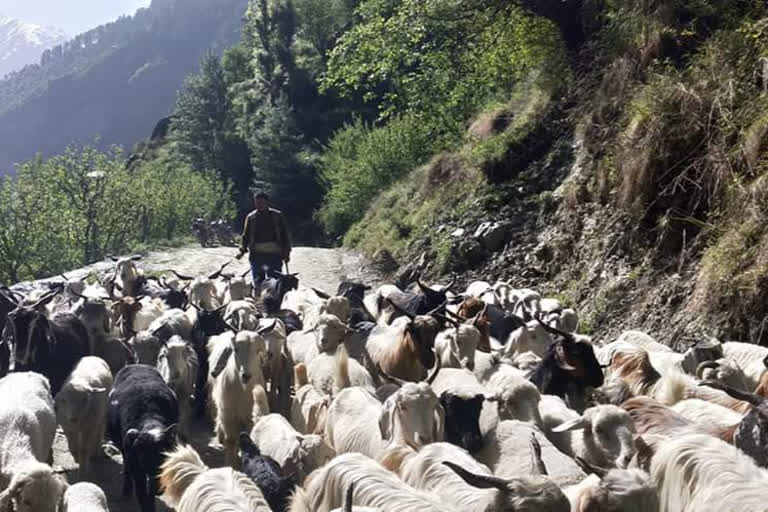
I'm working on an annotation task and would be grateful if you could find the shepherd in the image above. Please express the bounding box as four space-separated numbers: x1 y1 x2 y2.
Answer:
236 191 292 290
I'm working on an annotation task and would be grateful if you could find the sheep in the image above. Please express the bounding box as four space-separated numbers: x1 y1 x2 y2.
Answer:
156 336 198 435
366 306 440 382
288 452 458 512
60 482 110 512
384 441 570 512
249 413 336 484
650 433 768 512
324 382 444 459
160 443 270 512
208 323 274 466
0 372 66 512
548 404 638 469
434 323 481 371
239 432 297 512
291 382 331 435
476 420 586 486
564 467 659 512
54 356 113 477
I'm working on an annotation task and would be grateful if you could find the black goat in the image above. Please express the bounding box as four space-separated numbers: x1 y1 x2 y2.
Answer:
529 320 603 406
107 364 178 512
239 432 296 511
260 268 299 315
189 303 234 417
439 391 485 454
381 278 455 322
337 281 374 323
2 289 90 394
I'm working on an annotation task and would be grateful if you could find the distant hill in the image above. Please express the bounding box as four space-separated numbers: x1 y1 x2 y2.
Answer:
0 15 67 78
0 0 248 175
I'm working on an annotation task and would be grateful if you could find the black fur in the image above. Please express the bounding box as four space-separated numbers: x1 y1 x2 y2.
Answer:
439 392 484 454
107 365 178 512
4 309 90 394
529 336 604 400
239 432 296 512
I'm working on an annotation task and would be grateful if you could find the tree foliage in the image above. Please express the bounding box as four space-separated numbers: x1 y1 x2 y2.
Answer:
0 146 232 284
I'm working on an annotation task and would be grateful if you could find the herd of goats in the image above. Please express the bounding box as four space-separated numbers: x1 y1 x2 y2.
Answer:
0 255 767 512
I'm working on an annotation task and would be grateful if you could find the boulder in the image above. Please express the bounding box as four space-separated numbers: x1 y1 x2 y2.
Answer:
474 222 508 251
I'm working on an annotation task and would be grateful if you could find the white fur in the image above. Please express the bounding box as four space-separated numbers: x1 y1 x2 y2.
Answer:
435 324 481 371
60 482 109 512
157 336 198 434
565 469 659 512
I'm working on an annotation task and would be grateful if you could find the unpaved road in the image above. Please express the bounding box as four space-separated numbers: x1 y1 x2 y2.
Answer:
32 246 381 511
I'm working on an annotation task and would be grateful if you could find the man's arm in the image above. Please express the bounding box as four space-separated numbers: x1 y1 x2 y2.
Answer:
237 215 250 257
278 213 291 261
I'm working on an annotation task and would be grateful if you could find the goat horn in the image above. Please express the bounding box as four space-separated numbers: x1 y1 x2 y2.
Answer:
30 288 60 310
385 298 415 321
170 270 194 281
427 301 448 317
311 287 331 300
425 356 442 385
444 307 462 320
377 363 409 387
574 456 609 478
241 268 251 278
208 260 232 280
699 379 765 406
529 433 548 476
696 360 720 379
535 315 574 341
472 304 488 327
416 279 430 292
343 482 354 512
442 461 511 491
434 313 458 327
445 274 457 292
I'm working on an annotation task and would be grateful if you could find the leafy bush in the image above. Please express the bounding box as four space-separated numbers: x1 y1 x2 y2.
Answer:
317 114 447 237
0 146 232 283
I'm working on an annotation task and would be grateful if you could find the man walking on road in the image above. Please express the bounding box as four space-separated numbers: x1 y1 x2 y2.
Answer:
236 191 291 288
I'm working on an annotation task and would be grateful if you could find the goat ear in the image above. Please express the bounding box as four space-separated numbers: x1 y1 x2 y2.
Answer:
163 423 178 442
211 346 233 378
551 417 586 433
378 398 396 440
433 401 445 442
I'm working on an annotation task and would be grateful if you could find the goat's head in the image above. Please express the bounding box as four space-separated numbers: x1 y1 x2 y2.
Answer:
312 314 351 353
443 460 570 512
320 296 351 323
124 423 177 496
552 405 637 469
2 290 59 371
438 389 487 454
404 315 440 371
0 461 66 512
211 321 275 384
696 358 749 391
571 468 659 512
158 336 197 387
680 335 723 374
113 256 142 285
190 303 229 338
379 382 443 448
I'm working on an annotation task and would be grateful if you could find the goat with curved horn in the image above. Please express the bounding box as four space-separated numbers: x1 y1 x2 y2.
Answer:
699 379 766 407
696 360 720 379
208 260 233 280
442 460 514 491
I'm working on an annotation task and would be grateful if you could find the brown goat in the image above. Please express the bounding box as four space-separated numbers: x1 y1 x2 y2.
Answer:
366 314 440 382
110 297 142 337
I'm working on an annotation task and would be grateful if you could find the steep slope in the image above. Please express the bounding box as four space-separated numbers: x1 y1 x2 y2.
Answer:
0 0 248 175
0 15 67 77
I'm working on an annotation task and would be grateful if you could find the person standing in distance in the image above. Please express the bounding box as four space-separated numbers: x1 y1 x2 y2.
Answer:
236 191 291 289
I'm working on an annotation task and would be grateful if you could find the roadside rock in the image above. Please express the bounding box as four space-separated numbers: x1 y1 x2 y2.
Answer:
474 221 509 251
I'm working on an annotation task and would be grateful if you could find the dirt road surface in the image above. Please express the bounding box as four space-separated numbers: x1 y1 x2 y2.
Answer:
33 246 381 511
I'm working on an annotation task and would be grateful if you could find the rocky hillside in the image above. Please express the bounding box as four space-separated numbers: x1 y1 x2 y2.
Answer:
0 15 67 78
0 0 247 175
344 2 768 348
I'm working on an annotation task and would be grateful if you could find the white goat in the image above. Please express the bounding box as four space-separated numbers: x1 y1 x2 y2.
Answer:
387 442 570 512
208 323 273 465
287 314 351 365
289 452 458 512
549 404 638 469
161 444 270 512
291 383 331 435
225 300 260 331
434 324 481 371
188 277 222 311
157 336 198 434
477 420 586 486
250 413 336 484
651 433 768 512
148 308 194 341
0 372 66 511
54 356 112 477
670 398 744 429
564 469 659 512
325 383 444 459
60 482 109 512
307 345 375 396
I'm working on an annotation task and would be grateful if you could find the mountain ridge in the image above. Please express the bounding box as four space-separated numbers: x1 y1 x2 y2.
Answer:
0 14 67 78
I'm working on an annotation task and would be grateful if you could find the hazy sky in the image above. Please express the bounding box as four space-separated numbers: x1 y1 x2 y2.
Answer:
0 0 151 35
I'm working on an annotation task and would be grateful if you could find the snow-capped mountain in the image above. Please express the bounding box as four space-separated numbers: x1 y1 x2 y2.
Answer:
0 15 67 78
